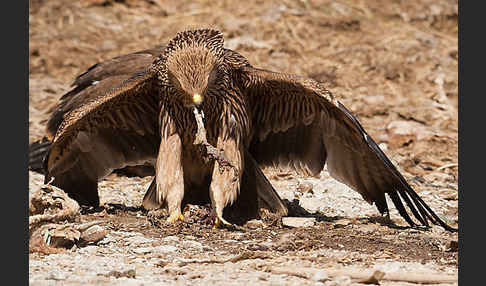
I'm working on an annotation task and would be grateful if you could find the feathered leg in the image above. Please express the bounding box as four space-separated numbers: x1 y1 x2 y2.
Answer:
154 133 185 223
209 137 243 228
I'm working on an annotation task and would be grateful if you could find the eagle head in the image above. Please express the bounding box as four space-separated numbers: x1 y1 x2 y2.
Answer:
164 28 225 108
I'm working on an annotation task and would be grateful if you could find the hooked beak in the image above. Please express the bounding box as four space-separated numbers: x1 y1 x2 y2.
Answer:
192 93 203 107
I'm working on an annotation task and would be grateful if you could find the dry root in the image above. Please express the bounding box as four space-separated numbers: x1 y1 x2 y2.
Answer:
192 107 239 177
266 266 457 284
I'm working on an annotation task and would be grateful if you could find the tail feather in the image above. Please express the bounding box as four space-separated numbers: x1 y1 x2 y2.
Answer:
142 178 163 210
245 149 288 216
28 137 51 174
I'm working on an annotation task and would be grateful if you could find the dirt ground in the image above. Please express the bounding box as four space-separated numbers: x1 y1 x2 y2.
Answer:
29 0 458 285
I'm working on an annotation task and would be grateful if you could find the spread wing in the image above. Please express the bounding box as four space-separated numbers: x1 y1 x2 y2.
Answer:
240 66 456 232
45 69 161 206
45 46 165 139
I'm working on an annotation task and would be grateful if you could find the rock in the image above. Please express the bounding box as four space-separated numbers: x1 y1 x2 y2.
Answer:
133 247 154 254
297 181 313 193
311 270 329 282
245 219 264 229
278 190 295 201
47 271 66 281
162 235 180 243
80 225 108 244
30 224 80 249
299 197 322 213
30 221 108 251
124 234 154 246
181 240 203 250
153 245 178 255
282 217 316 228
99 40 118 52
386 120 432 148
101 269 136 279
77 245 99 255
225 35 272 50
358 223 380 234
29 183 80 232
330 275 352 286
333 219 353 229
275 233 298 248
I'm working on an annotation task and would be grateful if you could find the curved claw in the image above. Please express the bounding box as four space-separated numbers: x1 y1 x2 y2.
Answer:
213 216 233 229
167 213 184 224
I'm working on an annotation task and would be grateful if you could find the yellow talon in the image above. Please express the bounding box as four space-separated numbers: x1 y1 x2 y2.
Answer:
212 219 220 230
213 216 233 229
166 213 184 224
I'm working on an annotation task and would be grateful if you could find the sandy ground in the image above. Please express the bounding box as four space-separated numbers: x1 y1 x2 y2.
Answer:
29 0 458 285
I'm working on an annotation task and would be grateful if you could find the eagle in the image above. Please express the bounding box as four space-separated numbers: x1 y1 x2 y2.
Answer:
29 28 456 231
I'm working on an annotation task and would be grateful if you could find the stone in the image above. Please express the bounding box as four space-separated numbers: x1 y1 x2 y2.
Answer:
311 270 329 282
282 217 316 228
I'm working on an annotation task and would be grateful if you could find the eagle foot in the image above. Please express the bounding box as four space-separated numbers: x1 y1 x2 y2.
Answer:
212 216 234 229
166 213 184 224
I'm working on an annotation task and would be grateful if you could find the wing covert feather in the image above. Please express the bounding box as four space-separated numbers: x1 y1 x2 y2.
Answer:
46 46 165 138
239 66 456 231
45 70 161 204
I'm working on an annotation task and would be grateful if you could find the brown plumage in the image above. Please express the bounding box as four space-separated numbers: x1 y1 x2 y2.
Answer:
31 28 456 231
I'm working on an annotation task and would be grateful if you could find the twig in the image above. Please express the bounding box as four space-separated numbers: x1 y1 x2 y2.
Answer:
192 107 238 176
267 266 310 279
175 251 269 266
75 220 104 232
266 266 457 284
29 213 76 232
358 270 385 284
436 163 458 171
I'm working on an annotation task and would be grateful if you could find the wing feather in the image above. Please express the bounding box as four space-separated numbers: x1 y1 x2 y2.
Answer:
240 66 456 231
45 70 161 206
46 46 165 138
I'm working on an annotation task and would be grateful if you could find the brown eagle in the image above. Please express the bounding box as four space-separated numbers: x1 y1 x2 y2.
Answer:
29 28 456 231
